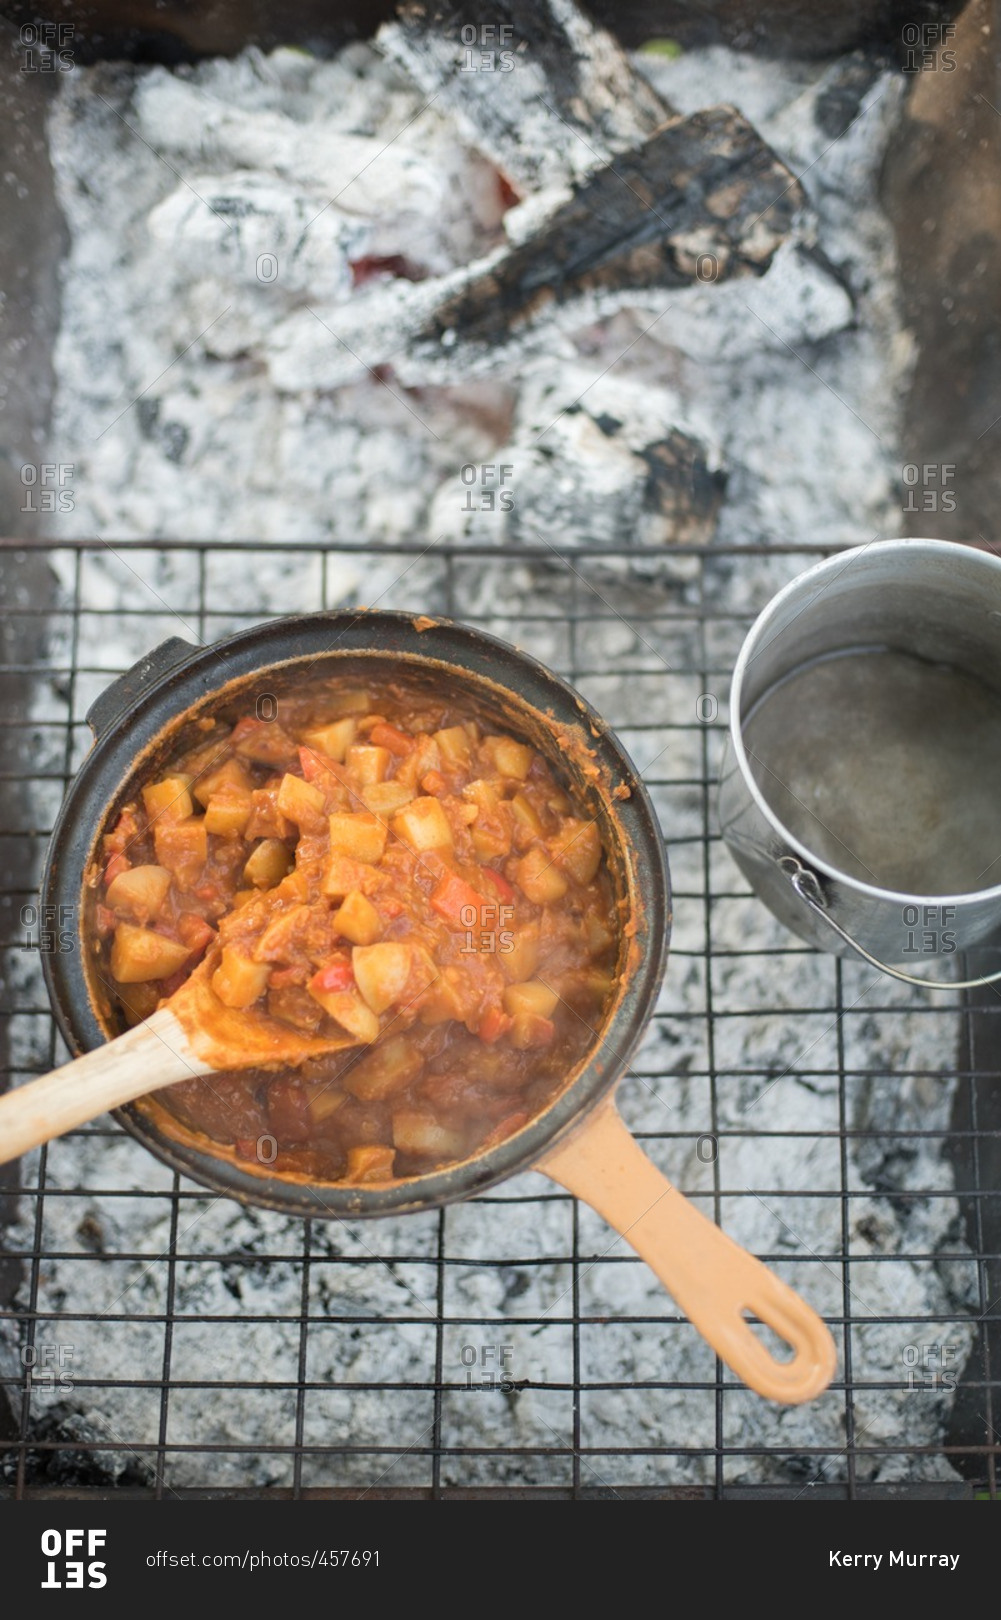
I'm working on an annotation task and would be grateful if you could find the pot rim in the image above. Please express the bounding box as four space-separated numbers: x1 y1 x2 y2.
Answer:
727 537 1001 907
41 608 671 1218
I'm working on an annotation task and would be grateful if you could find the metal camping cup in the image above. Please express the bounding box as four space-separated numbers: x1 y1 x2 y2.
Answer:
718 539 1001 986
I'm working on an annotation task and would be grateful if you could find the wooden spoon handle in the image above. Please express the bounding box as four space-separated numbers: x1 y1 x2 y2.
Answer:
537 1098 837 1405
0 1009 200 1166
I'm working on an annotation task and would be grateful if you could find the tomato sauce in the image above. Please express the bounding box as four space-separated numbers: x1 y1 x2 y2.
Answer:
91 682 619 1182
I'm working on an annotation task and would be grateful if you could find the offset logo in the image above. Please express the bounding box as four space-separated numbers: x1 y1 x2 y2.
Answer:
41 1530 107 1589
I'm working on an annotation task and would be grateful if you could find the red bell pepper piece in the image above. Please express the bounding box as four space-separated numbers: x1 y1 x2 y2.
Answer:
482 867 515 905
477 1006 513 1044
430 871 488 929
310 957 354 994
176 913 216 959
369 722 414 757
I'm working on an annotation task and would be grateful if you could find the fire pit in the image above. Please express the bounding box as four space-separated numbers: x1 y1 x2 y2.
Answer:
0 0 997 1500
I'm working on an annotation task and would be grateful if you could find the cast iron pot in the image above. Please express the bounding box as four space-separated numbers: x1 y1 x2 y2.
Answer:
40 609 835 1402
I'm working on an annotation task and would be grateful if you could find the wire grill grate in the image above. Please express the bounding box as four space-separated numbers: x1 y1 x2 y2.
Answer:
0 537 998 1500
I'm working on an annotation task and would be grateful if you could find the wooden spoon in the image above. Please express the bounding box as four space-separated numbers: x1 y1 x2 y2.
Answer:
0 953 360 1166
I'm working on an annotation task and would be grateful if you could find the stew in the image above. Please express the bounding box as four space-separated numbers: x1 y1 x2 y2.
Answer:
90 680 620 1182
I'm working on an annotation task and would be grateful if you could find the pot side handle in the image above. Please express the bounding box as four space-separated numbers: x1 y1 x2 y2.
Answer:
537 1099 837 1405
86 636 198 740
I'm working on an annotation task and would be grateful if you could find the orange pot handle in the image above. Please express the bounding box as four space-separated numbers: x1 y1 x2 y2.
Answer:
536 1098 837 1405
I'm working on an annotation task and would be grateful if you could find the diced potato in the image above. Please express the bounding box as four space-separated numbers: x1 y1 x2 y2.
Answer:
414 735 442 775
153 816 208 888
484 735 533 779
549 818 602 885
110 923 192 984
322 854 381 900
392 1110 464 1159
434 725 472 767
276 771 326 826
515 847 568 904
500 926 540 983
191 757 254 807
301 716 357 762
252 903 311 961
306 1084 346 1124
392 796 453 852
509 1012 556 1049
362 780 415 816
344 1144 396 1183
105 864 172 922
272 869 310 903
352 942 413 1014
243 838 293 889
463 778 499 813
203 789 253 838
327 812 388 864
142 775 194 823
332 890 383 946
415 965 470 1026
509 791 543 833
470 821 513 863
345 744 391 785
342 1035 423 1102
503 980 560 1019
211 947 270 1009
231 888 257 910
307 983 380 1042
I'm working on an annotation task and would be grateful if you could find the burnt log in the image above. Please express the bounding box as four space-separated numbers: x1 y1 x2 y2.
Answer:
264 104 805 388
379 0 674 192
416 104 805 362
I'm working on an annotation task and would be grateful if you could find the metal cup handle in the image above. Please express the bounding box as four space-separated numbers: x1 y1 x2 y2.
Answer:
778 855 1001 990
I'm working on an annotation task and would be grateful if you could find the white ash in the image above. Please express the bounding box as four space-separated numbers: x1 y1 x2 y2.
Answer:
42 40 904 551
2 549 978 1494
2 34 975 1493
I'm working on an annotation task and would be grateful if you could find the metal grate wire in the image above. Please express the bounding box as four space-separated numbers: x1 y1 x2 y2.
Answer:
0 537 999 1500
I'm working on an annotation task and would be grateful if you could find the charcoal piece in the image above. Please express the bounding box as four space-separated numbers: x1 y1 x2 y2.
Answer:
411 104 805 362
